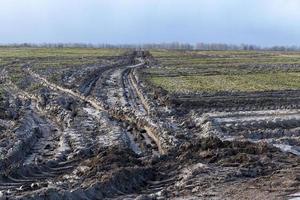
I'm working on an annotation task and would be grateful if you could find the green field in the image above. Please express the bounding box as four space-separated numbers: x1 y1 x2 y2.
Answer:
0 47 125 58
0 47 126 69
2 48 300 93
147 50 300 93
150 72 300 93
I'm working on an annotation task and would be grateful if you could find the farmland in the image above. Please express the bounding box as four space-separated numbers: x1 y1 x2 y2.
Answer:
0 48 299 199
150 72 300 93
147 50 300 93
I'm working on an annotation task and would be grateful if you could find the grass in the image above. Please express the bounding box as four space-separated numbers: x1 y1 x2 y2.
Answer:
146 50 300 93
0 47 126 58
149 72 300 93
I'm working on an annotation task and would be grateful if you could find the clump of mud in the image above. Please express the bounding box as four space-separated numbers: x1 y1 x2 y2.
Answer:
153 136 300 199
0 90 21 120
17 147 155 200
178 136 290 171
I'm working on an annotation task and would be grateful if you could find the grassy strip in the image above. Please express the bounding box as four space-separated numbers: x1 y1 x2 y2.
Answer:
0 47 125 58
149 72 300 93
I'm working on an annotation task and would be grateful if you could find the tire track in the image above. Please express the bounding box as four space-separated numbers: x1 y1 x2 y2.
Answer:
26 62 177 155
196 109 300 155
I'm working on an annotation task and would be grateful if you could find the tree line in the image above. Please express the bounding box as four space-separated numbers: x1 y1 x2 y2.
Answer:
1 42 300 51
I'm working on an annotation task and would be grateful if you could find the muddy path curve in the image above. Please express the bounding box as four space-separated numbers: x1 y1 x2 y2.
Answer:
0 51 299 199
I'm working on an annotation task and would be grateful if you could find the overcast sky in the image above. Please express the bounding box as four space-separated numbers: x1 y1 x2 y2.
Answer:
1 0 300 46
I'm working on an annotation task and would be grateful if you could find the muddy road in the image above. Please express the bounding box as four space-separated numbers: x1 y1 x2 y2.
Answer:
0 51 299 199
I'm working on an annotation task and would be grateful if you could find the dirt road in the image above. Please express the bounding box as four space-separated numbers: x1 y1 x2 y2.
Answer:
0 51 299 199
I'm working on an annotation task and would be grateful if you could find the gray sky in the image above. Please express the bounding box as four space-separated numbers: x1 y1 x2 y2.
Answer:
1 0 300 46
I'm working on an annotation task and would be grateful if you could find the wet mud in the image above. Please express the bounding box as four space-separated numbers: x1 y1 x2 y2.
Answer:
0 51 299 199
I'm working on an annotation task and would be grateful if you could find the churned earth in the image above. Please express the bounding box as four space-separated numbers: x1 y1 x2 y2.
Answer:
0 49 299 199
